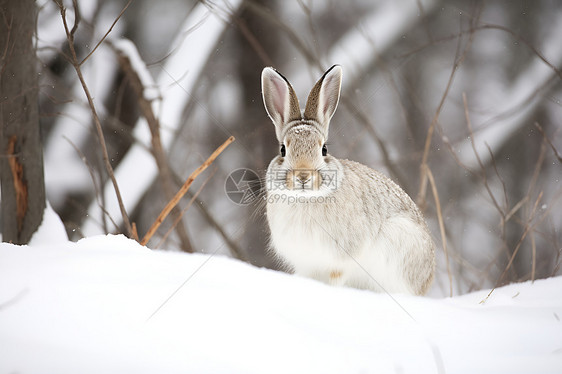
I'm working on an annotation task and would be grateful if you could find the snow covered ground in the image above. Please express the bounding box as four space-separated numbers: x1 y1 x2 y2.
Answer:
1 214 561 373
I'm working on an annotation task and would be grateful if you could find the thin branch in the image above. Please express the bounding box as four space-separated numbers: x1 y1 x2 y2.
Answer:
80 0 133 66
425 165 453 297
343 96 408 187
417 16 476 208
485 143 509 210
480 191 543 304
463 93 504 216
70 0 80 37
63 136 119 233
190 188 247 261
504 196 529 223
56 1 133 237
156 167 217 249
530 232 536 282
475 24 562 80
170 170 247 261
140 136 235 246
399 23 562 81
535 122 562 164
244 0 318 66
231 15 274 66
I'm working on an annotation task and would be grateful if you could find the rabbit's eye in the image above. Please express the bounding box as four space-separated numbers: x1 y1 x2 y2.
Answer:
280 144 286 157
322 144 328 156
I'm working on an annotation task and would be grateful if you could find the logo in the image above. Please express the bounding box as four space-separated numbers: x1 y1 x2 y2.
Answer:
225 168 262 205
267 168 339 191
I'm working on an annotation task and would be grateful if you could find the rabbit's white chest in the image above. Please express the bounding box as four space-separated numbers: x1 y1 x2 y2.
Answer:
267 201 358 271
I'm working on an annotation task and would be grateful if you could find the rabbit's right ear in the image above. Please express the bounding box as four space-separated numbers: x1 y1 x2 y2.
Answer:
304 65 342 130
261 67 301 140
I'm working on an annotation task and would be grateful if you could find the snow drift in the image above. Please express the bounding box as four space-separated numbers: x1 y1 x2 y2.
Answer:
0 234 561 373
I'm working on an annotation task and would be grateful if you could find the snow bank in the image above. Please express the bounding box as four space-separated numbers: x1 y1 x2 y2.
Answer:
29 201 69 246
0 235 561 373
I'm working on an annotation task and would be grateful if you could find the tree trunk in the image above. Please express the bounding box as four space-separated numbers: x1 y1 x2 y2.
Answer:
0 0 45 244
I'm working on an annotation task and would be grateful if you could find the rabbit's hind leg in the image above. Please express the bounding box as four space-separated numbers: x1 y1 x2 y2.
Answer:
297 268 347 287
327 269 347 287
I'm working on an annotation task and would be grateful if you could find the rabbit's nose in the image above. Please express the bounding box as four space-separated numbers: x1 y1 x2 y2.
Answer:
296 171 312 184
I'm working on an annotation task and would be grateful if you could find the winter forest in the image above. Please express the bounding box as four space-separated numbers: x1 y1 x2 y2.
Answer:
1 0 562 372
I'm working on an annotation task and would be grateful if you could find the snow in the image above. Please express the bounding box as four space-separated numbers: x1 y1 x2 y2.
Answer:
112 39 160 101
29 201 69 246
1 227 561 373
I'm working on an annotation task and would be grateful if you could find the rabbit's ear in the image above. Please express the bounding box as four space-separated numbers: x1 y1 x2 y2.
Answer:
262 67 301 140
304 65 342 129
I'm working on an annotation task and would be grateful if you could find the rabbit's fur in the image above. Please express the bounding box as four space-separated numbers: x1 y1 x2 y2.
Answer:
261 65 435 295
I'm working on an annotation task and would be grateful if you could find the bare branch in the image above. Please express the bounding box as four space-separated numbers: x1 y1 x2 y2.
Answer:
55 0 134 237
80 0 133 66
156 167 217 250
63 136 119 233
481 191 544 303
417 15 477 208
463 93 504 216
140 136 235 246
425 165 453 297
535 122 562 164
70 0 80 37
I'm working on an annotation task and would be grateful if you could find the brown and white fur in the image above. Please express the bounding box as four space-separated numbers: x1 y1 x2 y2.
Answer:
262 65 435 295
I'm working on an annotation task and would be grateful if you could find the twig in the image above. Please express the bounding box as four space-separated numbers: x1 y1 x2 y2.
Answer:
63 136 119 233
504 196 528 223
140 136 235 246
190 188 247 261
231 15 274 66
244 1 318 66
417 13 477 208
535 122 562 163
485 143 509 210
463 93 504 216
80 0 133 66
530 232 536 282
343 97 407 187
170 170 247 261
462 93 517 278
56 1 134 237
474 24 562 80
480 191 543 304
425 165 453 297
69 0 80 37
156 167 217 249
399 22 562 81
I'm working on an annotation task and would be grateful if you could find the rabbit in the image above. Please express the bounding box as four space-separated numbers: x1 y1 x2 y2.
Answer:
261 65 435 295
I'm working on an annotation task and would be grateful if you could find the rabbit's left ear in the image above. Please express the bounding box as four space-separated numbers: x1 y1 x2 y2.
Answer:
304 65 342 129
262 67 301 141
